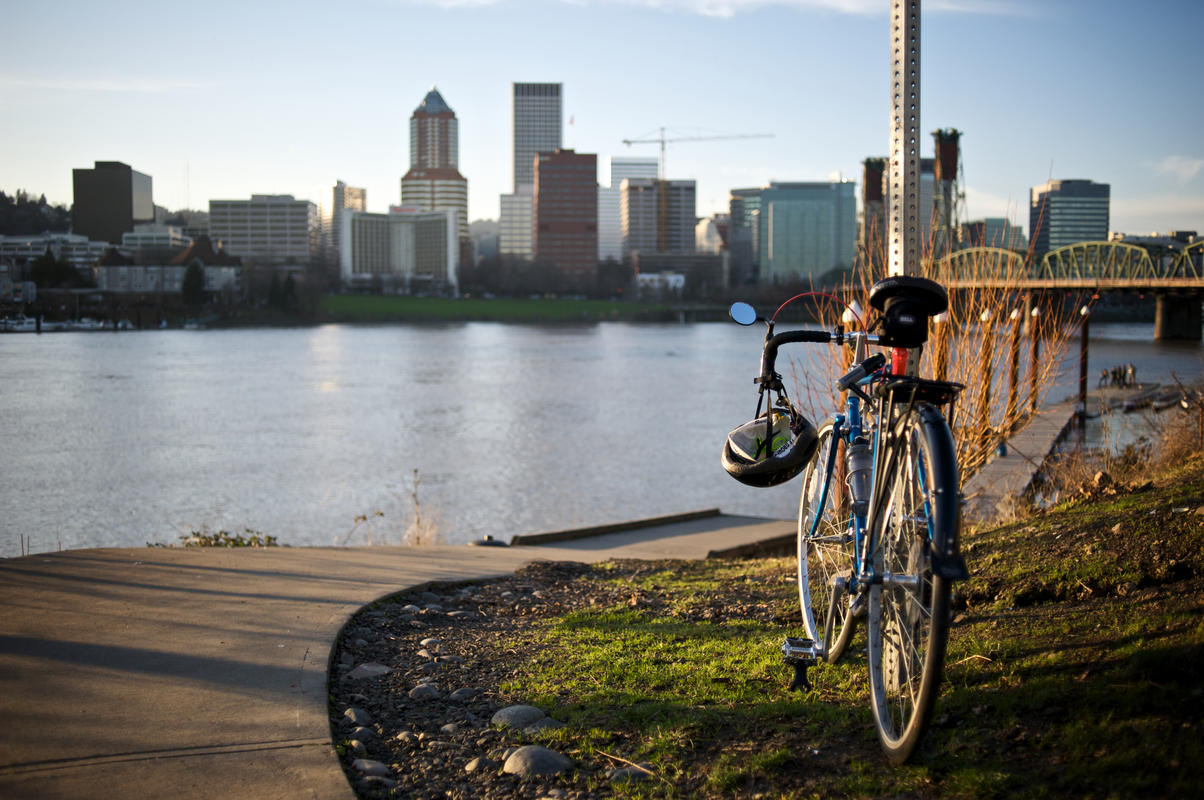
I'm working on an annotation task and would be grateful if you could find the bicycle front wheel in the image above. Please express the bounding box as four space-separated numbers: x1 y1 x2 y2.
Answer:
797 421 858 663
867 405 955 763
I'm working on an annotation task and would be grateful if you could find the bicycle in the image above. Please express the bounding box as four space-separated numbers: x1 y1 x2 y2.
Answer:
721 275 969 764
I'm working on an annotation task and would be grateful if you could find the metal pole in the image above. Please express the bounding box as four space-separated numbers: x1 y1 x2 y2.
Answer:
1028 298 1041 415
1005 307 1021 431
888 0 921 278
1078 304 1090 426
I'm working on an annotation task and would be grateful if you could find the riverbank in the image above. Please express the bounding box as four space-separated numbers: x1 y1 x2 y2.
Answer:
330 452 1204 798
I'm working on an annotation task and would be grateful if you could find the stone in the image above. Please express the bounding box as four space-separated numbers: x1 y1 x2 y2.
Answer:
421 591 442 604
395 731 419 747
524 717 565 734
502 745 572 777
491 704 545 729
420 637 442 650
351 726 374 741
447 610 475 619
409 684 442 701
401 604 421 614
343 707 372 727
464 756 496 774
447 687 479 703
345 662 392 680
351 758 391 777
436 655 464 664
346 739 367 757
440 722 458 735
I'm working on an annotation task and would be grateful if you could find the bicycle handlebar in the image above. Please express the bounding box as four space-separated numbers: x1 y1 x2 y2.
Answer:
759 329 880 386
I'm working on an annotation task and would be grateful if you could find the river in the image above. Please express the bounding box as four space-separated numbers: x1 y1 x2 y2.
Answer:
2 321 1201 557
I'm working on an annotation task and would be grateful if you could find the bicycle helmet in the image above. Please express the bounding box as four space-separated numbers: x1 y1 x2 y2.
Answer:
722 407 818 488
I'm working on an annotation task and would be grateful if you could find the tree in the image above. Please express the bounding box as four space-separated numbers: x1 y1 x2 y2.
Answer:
30 247 87 288
182 261 206 306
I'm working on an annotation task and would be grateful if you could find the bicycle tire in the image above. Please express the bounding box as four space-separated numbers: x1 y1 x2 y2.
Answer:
866 403 956 764
797 421 858 663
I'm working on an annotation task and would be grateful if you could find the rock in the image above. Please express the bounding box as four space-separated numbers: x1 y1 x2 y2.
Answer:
395 730 419 747
424 604 444 613
447 610 475 619
502 745 572 777
351 758 391 777
409 683 442 701
401 604 421 614
447 687 479 703
465 756 496 774
421 591 442 604
351 726 374 741
524 717 566 734
420 637 442 651
416 648 433 660
345 662 392 680
436 655 464 664
1111 522 1125 535
440 722 458 735
491 704 546 729
346 739 367 757
343 707 373 727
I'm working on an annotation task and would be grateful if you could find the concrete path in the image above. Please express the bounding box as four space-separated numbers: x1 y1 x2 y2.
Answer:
962 401 1077 524
0 513 791 800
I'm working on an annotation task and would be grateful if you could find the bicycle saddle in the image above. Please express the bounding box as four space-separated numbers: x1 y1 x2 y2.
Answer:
868 276 948 348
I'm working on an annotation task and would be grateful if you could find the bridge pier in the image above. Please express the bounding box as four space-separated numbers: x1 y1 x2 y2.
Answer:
1153 293 1202 341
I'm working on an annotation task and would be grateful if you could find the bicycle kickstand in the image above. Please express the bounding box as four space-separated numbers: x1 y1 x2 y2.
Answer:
781 637 819 692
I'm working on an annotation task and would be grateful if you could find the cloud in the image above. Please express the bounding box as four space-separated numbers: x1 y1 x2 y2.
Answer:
1153 155 1204 185
0 75 210 94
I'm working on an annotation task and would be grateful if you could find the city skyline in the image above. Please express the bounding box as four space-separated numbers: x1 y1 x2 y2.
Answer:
3 0 1202 237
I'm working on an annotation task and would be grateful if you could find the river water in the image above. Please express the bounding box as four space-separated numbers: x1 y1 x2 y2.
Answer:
2 321 1201 557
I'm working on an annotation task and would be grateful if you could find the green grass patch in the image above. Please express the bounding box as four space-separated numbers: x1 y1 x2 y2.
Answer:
318 294 678 323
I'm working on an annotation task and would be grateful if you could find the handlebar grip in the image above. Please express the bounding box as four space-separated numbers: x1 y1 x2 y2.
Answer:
760 330 834 384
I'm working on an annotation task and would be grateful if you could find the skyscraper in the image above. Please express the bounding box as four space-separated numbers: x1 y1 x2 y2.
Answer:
500 82 562 259
620 179 696 260
72 161 154 245
534 149 598 290
402 87 467 252
1029 179 1110 258
512 83 562 191
598 157 659 262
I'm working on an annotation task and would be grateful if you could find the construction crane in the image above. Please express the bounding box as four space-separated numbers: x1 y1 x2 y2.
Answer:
621 127 774 180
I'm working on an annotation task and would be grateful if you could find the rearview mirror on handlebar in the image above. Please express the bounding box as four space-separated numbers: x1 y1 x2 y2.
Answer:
729 302 758 326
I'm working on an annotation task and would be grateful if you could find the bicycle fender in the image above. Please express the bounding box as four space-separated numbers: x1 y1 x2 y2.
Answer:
914 404 970 582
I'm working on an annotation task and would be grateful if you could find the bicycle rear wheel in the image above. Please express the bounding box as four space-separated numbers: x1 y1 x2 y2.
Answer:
797 422 857 663
867 405 955 763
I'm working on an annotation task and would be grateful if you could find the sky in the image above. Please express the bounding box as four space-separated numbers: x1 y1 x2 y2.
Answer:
3 0 1202 238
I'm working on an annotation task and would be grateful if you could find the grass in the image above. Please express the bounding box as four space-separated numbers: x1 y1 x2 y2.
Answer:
318 294 678 324
488 457 1204 798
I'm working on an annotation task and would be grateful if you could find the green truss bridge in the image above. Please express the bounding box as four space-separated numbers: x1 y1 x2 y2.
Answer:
932 240 1204 339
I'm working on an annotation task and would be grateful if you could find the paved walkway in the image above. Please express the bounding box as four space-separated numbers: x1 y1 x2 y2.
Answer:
962 401 1077 524
0 513 792 800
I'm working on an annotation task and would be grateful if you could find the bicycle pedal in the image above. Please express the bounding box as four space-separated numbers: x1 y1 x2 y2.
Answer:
781 636 818 664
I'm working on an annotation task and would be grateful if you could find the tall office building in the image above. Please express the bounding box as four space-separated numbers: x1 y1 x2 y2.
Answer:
959 217 1026 251
534 149 598 289
401 88 468 252
500 82 562 259
598 157 659 262
511 83 562 191
1029 179 1110 258
72 161 154 245
620 179 696 260
208 195 320 266
732 181 856 283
